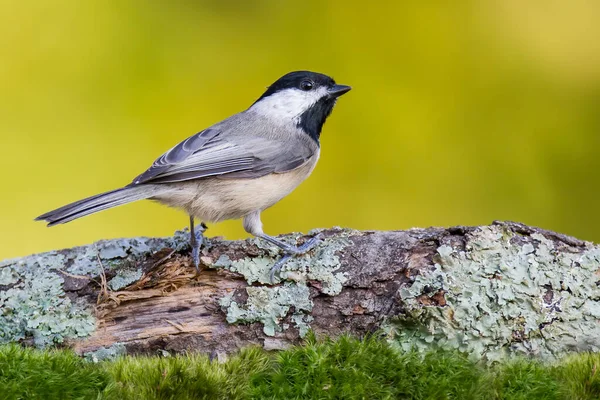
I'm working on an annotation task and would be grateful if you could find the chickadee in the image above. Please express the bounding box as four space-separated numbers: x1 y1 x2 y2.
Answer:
36 71 351 281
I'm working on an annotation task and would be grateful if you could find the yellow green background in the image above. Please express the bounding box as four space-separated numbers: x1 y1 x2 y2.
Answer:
2 1 600 260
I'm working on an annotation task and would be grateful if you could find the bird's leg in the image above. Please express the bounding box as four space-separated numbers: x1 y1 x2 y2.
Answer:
268 254 293 283
257 233 322 255
189 216 207 272
243 211 322 283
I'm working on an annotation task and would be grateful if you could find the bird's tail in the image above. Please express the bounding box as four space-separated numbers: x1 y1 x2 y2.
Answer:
36 185 164 226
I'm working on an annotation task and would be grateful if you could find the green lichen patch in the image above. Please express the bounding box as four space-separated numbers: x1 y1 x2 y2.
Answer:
62 235 186 277
386 225 600 362
0 262 19 286
1 235 185 281
0 231 190 347
225 256 275 285
0 263 95 347
291 313 314 337
109 268 143 291
84 343 127 363
214 231 352 291
216 230 354 336
220 283 312 336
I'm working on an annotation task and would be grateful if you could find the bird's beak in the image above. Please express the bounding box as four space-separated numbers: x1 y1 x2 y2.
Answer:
327 84 352 98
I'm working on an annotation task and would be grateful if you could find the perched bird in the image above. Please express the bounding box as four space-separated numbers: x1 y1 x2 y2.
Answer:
36 71 351 281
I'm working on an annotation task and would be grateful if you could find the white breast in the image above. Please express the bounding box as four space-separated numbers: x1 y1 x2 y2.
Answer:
154 149 320 222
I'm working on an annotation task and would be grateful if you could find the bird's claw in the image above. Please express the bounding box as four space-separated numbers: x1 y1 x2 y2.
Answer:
268 233 323 283
295 234 322 253
269 254 292 283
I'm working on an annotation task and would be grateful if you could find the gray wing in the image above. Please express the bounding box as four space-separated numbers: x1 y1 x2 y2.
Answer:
132 125 313 185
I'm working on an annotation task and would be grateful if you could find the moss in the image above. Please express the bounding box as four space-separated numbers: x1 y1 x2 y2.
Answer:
386 225 600 362
552 352 600 399
0 344 110 399
494 359 561 400
250 335 490 400
102 347 271 400
5 337 600 399
216 229 355 336
0 343 269 400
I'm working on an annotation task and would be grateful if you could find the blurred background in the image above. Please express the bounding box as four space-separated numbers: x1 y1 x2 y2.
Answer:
2 0 600 260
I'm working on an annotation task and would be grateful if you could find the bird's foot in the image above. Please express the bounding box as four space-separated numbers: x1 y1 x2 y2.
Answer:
190 220 207 273
284 234 322 255
268 233 322 283
269 254 293 283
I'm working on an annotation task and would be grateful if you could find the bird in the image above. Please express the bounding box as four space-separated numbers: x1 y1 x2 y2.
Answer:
36 71 351 281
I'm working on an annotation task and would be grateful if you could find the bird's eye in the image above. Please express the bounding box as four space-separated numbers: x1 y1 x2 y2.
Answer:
300 80 314 91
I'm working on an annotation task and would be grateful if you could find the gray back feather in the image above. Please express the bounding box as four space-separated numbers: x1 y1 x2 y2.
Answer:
132 112 317 185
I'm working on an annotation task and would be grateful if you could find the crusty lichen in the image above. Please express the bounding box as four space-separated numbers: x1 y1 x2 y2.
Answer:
84 342 127 362
216 229 354 336
0 232 189 347
385 225 600 362
220 283 312 336
109 268 143 291
0 262 95 347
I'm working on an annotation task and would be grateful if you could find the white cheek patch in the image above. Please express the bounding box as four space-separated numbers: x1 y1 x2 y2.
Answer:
249 87 329 122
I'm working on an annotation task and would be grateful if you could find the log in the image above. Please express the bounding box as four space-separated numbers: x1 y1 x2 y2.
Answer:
1 221 599 362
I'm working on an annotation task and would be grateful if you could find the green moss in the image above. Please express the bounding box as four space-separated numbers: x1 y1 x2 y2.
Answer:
4 337 600 399
551 352 600 399
386 225 600 362
494 360 561 400
102 347 270 400
0 343 110 399
251 334 489 400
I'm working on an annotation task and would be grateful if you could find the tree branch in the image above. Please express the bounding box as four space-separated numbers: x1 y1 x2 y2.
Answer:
1 221 599 361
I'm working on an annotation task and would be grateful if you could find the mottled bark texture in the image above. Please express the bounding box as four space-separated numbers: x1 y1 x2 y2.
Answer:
1 221 599 361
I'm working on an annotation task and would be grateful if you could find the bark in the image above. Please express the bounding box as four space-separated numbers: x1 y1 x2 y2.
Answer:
1 221 599 361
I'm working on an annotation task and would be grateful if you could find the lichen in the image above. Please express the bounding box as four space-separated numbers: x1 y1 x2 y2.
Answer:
385 225 600 362
83 343 127 362
62 235 186 277
214 231 352 289
229 257 274 284
0 262 19 285
0 230 190 347
291 313 314 337
222 283 312 336
0 263 95 347
217 229 355 336
109 268 143 291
